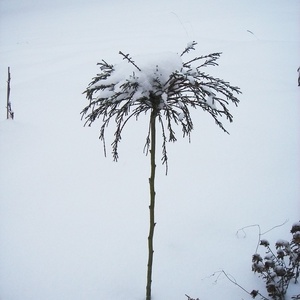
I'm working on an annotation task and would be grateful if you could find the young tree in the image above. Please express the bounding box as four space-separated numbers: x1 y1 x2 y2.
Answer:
81 41 241 300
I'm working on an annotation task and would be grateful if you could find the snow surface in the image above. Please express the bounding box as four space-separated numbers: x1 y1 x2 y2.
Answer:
0 0 300 299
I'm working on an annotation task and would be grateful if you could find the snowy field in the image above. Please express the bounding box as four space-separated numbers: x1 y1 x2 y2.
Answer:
0 0 299 299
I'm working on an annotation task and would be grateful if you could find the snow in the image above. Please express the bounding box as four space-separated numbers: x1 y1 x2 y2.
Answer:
292 222 300 228
135 52 183 85
276 239 290 247
94 53 182 88
0 0 300 300
92 52 183 102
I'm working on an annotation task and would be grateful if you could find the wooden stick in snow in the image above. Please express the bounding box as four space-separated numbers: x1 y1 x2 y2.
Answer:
6 67 14 119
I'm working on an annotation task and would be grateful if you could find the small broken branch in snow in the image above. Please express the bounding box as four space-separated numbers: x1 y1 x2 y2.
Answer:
119 51 141 71
204 270 269 300
247 30 260 40
236 219 288 253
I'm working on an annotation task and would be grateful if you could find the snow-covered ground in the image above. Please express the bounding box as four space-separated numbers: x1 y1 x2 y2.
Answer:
0 1 299 299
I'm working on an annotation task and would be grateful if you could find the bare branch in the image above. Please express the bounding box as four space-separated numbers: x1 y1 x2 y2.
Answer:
119 51 141 71
204 270 269 300
6 67 14 120
236 220 289 253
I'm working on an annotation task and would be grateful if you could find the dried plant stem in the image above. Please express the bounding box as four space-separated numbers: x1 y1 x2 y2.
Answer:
6 67 13 119
205 270 269 300
236 219 288 253
146 107 157 300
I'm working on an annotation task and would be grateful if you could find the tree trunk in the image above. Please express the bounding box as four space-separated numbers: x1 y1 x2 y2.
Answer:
146 108 157 300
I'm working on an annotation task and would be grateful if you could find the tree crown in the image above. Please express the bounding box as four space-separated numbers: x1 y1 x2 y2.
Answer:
81 42 241 172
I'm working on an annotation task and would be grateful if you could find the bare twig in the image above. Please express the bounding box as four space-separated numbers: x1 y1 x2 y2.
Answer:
119 51 141 71
171 12 190 39
204 270 269 300
6 67 14 120
247 30 260 40
185 294 199 300
236 220 288 253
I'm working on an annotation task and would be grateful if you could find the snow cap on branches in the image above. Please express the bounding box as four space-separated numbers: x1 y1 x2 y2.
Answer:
82 41 241 170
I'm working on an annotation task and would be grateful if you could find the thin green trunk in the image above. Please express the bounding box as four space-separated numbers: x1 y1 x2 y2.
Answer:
146 108 157 300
